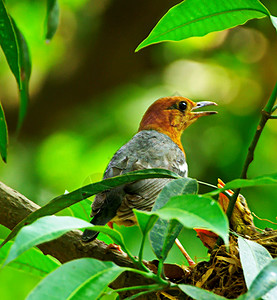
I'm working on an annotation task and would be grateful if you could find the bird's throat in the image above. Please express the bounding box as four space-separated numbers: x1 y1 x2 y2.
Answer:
139 123 185 155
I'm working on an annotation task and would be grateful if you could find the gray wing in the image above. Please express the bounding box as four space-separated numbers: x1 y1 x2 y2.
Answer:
90 130 187 224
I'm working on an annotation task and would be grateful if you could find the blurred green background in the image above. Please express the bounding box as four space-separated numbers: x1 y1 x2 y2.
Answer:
0 0 277 299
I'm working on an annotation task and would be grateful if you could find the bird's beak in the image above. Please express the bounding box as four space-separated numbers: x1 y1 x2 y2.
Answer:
191 101 218 117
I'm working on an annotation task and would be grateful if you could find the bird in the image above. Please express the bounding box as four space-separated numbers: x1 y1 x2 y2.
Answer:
82 96 217 243
195 179 256 249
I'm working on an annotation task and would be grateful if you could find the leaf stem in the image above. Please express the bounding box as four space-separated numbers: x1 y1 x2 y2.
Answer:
157 259 165 280
112 283 162 294
138 232 147 265
125 267 168 285
126 250 149 273
226 80 277 221
198 180 218 190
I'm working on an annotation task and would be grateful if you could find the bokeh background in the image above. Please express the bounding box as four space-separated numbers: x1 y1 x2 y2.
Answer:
0 0 277 299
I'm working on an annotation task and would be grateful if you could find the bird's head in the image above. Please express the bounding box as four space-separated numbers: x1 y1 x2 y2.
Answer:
139 96 217 152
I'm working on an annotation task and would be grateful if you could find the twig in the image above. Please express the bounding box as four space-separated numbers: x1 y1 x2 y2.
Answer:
252 212 277 225
226 81 277 221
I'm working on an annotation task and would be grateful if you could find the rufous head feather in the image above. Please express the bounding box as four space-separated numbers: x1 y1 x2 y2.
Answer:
139 96 217 153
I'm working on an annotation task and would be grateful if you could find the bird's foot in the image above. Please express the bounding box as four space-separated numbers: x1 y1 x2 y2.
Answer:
107 243 125 254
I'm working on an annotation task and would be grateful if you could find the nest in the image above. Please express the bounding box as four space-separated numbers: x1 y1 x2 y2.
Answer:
252 228 277 258
185 236 246 299
157 229 277 300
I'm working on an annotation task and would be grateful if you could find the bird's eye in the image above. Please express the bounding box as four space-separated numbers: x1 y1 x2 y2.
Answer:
178 101 187 112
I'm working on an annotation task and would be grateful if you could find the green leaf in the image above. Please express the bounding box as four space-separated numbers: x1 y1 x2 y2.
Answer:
67 199 91 221
45 0 59 41
0 102 8 163
0 0 21 88
152 194 229 245
206 173 277 197
179 284 227 299
270 15 277 31
3 216 90 266
149 178 198 260
152 178 198 211
0 168 179 248
136 0 269 51
244 259 277 300
0 240 60 277
133 210 159 263
11 19 31 130
238 236 272 289
27 258 125 300
134 210 158 236
3 216 129 266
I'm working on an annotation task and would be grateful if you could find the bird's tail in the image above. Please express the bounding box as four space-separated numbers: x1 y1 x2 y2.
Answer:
82 227 99 242
81 214 111 242
82 217 100 242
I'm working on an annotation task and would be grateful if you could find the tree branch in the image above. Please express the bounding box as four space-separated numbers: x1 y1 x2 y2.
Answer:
226 81 277 220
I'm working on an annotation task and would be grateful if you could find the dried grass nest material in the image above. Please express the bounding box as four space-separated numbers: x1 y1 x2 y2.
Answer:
158 229 277 300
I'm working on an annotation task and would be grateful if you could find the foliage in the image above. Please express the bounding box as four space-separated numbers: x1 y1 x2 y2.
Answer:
45 0 59 41
148 177 197 262
0 168 180 248
0 239 60 277
0 0 59 162
0 102 8 162
238 236 277 299
136 0 276 51
0 0 277 299
3 174 230 297
27 258 126 300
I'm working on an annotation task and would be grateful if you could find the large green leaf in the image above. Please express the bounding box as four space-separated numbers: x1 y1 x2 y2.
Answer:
206 173 277 197
238 237 277 300
158 195 229 245
142 194 228 246
3 216 129 266
0 168 180 248
136 0 269 51
27 258 125 300
0 239 60 277
66 199 91 221
0 0 21 88
238 236 272 289
45 0 59 41
179 284 227 299
152 178 198 211
0 102 8 163
243 259 277 300
153 219 181 261
149 178 198 260
11 19 32 130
